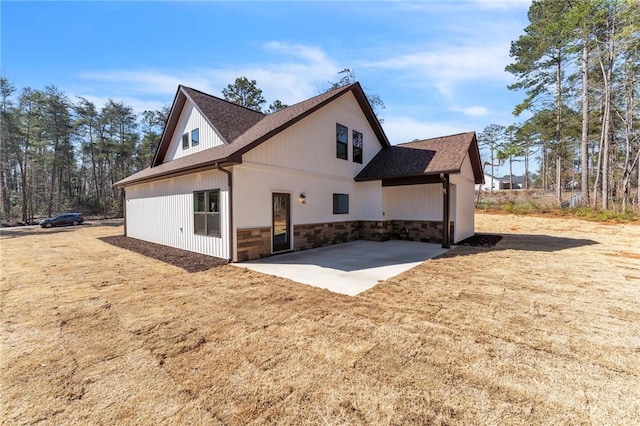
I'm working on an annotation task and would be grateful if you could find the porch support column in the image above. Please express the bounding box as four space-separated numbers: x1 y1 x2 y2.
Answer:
122 187 127 237
441 173 450 248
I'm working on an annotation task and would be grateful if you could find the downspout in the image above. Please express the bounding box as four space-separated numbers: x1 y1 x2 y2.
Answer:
441 173 450 249
216 163 233 263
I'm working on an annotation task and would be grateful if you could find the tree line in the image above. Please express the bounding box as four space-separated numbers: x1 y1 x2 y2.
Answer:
0 71 374 224
0 78 171 223
479 0 639 211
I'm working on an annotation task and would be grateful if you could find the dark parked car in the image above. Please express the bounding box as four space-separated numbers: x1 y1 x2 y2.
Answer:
40 213 84 228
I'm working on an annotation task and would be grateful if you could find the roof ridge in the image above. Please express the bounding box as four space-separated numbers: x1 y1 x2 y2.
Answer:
181 85 266 116
396 131 475 146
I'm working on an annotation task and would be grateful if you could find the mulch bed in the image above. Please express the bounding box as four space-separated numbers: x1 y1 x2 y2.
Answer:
99 236 228 273
456 233 503 247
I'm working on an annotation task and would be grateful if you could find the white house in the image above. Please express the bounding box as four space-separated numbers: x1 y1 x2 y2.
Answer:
476 174 526 191
115 83 484 262
477 173 501 191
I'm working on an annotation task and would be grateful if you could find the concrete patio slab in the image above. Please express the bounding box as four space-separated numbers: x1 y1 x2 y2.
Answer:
233 240 449 296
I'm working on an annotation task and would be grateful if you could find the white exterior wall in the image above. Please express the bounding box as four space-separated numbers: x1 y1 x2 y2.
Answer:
165 102 225 162
451 155 476 242
234 164 382 230
382 184 443 221
242 91 381 178
235 89 385 225
125 169 230 259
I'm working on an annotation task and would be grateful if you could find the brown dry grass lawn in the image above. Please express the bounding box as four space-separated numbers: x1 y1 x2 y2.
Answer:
1 214 639 425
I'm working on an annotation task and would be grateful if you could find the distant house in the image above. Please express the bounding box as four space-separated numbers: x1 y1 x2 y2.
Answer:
476 174 526 191
498 175 526 190
477 173 501 191
115 83 483 262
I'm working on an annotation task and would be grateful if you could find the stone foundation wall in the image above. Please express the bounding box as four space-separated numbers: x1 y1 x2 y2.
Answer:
294 221 360 251
236 220 455 261
391 220 454 243
359 220 393 241
236 227 271 262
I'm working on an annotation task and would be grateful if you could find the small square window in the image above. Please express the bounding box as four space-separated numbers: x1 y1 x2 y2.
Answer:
191 128 199 146
336 123 348 160
353 130 363 164
182 133 189 149
333 193 349 214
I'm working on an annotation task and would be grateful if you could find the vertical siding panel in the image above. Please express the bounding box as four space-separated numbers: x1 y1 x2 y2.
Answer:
382 185 442 221
165 102 226 162
126 169 229 259
243 92 382 179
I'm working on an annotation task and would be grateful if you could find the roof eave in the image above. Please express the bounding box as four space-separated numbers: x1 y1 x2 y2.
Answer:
114 156 240 188
151 86 185 167
354 168 462 182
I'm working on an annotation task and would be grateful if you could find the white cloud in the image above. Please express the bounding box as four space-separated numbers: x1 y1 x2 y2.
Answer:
77 41 342 110
362 44 511 99
450 105 491 116
473 0 531 11
79 70 217 96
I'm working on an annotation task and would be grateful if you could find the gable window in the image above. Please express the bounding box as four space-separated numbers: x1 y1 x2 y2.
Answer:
336 123 348 160
182 133 189 149
333 193 349 214
194 189 220 237
352 130 363 164
191 128 199 146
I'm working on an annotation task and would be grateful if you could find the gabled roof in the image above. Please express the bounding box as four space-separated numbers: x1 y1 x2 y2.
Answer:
151 86 265 167
116 82 389 187
355 132 484 184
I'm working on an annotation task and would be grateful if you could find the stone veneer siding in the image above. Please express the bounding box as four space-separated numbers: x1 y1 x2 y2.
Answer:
236 227 271 262
236 220 455 261
391 220 454 243
293 221 361 251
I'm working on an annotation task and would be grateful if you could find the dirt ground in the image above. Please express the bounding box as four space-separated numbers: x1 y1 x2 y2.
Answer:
1 214 639 425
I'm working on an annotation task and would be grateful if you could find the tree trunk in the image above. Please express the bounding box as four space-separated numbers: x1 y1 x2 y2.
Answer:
600 64 611 210
556 157 562 206
524 147 529 190
555 49 563 206
509 157 514 193
580 31 590 205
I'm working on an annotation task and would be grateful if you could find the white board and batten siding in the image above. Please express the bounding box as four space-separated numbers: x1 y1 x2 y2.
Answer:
235 90 386 230
451 154 476 242
164 101 225 162
382 184 446 222
125 169 230 260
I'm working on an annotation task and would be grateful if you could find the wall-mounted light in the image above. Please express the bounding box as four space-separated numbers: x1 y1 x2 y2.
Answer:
299 193 307 205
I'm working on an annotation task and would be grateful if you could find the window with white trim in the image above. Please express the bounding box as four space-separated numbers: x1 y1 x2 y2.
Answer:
194 189 220 236
182 133 189 149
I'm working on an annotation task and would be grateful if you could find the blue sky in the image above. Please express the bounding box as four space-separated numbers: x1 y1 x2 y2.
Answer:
2 0 532 175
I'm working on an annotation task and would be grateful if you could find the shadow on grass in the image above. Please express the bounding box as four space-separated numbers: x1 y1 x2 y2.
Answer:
0 219 124 239
0 223 93 239
436 233 598 259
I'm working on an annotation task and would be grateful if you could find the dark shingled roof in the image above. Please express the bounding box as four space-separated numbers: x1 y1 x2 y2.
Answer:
116 82 389 187
355 132 483 184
